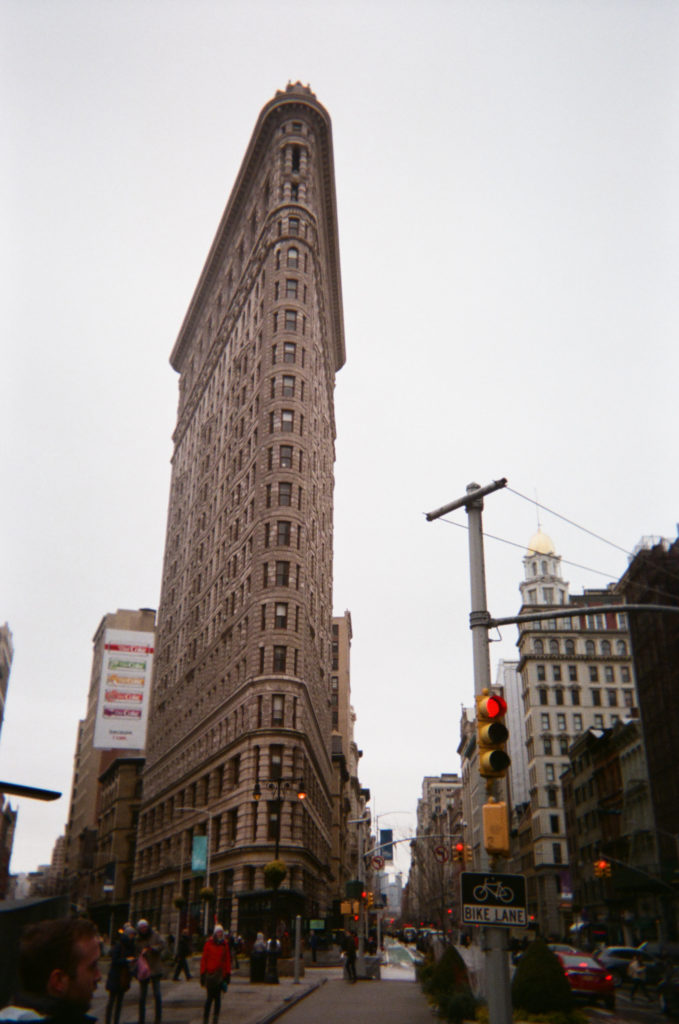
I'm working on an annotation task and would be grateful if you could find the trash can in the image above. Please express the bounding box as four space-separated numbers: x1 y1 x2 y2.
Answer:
250 949 266 983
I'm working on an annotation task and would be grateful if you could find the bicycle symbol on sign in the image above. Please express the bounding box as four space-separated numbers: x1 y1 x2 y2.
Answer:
472 878 514 904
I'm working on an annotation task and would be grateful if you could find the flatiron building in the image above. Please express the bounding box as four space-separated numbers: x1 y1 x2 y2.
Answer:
131 83 346 935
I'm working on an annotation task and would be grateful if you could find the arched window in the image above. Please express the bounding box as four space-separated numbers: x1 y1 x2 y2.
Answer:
601 640 611 655
534 639 544 655
585 640 595 656
565 639 575 655
617 640 627 656
287 246 299 268
541 560 548 574
549 639 559 655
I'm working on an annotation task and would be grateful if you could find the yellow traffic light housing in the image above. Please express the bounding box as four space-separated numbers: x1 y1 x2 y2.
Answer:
483 800 510 856
476 689 510 778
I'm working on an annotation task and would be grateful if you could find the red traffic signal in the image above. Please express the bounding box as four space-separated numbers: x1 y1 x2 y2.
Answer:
476 689 510 778
453 842 465 862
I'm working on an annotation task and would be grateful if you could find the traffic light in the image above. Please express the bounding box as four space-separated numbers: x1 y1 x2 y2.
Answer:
368 891 374 907
476 689 510 778
594 858 612 878
483 800 510 856
453 842 465 863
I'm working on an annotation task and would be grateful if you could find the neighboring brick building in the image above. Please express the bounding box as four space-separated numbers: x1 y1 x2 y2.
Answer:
130 84 347 937
516 530 636 936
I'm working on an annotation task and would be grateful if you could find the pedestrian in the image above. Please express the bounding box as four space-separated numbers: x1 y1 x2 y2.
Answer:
173 929 192 981
341 931 357 983
0 917 101 1024
628 954 652 1001
200 925 231 1024
104 925 136 1024
250 932 267 983
135 919 165 1024
227 932 239 971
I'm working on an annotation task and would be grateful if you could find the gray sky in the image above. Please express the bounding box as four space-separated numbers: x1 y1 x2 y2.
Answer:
2 0 677 878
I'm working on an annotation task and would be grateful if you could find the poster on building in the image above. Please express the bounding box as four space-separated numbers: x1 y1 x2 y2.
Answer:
93 629 154 750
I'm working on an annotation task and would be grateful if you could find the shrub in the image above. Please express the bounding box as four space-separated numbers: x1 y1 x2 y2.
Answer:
418 946 477 1022
511 939 574 1016
263 859 287 890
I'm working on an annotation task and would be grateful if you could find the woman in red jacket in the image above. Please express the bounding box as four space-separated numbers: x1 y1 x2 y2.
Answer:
200 925 231 1024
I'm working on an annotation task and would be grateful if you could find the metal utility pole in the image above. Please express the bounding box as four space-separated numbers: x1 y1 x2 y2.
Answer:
426 478 512 1024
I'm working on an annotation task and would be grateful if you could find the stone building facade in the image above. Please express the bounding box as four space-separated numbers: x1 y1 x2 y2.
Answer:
517 530 637 936
130 84 346 937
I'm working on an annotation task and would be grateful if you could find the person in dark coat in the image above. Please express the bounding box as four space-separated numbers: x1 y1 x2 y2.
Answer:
0 918 101 1024
134 919 165 1024
172 929 192 981
341 931 357 983
104 925 136 1024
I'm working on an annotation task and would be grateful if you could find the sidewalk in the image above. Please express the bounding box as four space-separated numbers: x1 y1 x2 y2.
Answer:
90 960 331 1024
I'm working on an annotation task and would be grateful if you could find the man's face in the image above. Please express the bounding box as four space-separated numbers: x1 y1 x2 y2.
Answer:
62 936 102 1011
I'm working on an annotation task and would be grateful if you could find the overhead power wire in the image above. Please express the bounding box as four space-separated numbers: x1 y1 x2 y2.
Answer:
437 517 618 580
505 485 632 556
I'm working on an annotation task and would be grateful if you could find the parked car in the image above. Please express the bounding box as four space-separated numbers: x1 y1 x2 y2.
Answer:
557 952 616 1009
549 943 580 954
594 946 662 987
639 941 679 964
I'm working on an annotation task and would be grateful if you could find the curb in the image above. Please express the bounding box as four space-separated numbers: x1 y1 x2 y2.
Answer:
255 977 327 1024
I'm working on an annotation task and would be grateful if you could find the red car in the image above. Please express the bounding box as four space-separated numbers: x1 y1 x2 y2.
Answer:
557 952 616 1010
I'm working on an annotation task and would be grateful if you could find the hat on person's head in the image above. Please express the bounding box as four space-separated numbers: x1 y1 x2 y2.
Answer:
124 925 137 938
214 924 224 937
137 919 149 931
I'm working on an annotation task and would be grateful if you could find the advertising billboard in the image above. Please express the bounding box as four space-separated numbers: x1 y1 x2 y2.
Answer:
93 629 154 750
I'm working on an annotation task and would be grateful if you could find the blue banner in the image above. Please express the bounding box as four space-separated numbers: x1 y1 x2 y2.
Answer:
380 829 394 861
192 835 207 872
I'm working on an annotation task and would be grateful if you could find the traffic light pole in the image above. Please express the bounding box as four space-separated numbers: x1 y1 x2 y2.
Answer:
427 479 511 1024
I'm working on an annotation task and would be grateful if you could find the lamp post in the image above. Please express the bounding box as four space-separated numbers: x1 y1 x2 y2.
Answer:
252 777 306 860
175 807 213 934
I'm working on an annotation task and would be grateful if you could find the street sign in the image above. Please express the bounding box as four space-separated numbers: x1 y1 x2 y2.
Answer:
460 871 527 928
371 855 385 869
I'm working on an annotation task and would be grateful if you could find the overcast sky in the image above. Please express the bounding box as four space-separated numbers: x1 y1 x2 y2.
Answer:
2 0 677 879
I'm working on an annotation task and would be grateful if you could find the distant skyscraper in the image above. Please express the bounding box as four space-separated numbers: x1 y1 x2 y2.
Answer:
64 607 155 912
131 84 346 935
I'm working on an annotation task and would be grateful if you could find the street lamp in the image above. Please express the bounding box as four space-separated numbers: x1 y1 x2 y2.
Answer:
252 777 306 860
174 807 213 934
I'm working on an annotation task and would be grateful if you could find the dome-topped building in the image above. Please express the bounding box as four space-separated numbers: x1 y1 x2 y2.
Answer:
520 531 569 607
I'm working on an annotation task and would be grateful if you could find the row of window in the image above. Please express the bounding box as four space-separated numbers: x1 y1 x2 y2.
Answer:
535 662 631 683
533 638 628 656
536 684 634 707
537 711 620 733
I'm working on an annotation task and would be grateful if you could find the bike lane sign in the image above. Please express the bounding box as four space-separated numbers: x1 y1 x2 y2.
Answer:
460 871 527 927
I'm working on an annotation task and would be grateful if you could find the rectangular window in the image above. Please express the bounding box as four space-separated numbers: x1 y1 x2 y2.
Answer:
621 666 631 682
273 645 286 673
275 561 290 586
279 445 293 468
283 341 296 363
594 713 604 729
559 736 569 754
604 665 614 683
543 737 552 755
552 665 562 682
557 713 566 731
555 687 564 704
275 602 288 628
591 689 601 706
279 482 292 506
282 375 295 397
540 713 550 731
285 279 298 298
267 803 279 841
537 665 546 681
568 665 578 682
285 309 297 331
589 665 599 683
281 409 294 432
272 694 284 725
574 714 583 731
550 814 559 834
546 763 555 782
288 217 299 235
277 520 291 546
623 689 634 707
553 842 562 864
607 689 617 707
570 688 580 705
